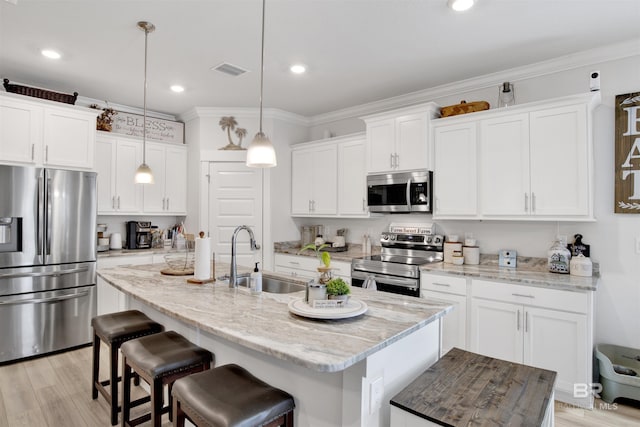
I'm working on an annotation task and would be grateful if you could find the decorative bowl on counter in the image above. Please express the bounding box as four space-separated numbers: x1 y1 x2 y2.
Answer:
164 252 195 272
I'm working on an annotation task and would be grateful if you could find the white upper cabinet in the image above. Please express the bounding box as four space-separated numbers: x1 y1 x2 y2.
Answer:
433 121 477 217
362 103 439 174
291 142 338 216
142 142 188 215
338 136 368 216
291 133 368 218
0 93 98 170
96 133 143 214
433 92 599 221
479 113 530 216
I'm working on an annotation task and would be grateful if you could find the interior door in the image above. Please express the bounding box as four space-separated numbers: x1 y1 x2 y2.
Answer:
208 162 263 270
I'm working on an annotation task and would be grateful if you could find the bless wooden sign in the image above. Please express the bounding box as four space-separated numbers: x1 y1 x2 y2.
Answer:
615 91 640 213
111 111 184 144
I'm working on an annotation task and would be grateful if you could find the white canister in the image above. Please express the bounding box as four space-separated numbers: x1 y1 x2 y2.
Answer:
570 254 593 277
463 246 480 265
308 283 327 304
444 242 463 263
109 233 122 250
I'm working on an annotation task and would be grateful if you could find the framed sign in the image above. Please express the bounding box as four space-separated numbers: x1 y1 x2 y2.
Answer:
111 111 184 144
615 91 640 213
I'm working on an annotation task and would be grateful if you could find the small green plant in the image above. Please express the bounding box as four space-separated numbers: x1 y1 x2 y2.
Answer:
298 243 331 267
326 277 351 296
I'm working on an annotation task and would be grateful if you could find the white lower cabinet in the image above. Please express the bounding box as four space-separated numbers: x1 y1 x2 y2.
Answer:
274 253 351 284
96 254 156 315
420 273 468 356
470 279 592 407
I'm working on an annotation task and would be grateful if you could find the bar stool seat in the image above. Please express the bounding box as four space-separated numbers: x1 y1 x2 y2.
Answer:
121 330 213 427
92 310 164 426
172 364 295 427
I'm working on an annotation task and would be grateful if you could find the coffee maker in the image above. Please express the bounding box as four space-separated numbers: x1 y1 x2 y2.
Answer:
126 221 152 249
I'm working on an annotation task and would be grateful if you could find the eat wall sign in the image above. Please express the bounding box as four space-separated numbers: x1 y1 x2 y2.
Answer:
615 91 640 213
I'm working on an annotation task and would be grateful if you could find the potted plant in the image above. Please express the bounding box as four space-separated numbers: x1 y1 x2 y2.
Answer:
298 243 332 283
326 278 351 302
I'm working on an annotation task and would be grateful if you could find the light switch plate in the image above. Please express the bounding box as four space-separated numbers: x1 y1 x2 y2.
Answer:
369 377 384 415
499 249 517 268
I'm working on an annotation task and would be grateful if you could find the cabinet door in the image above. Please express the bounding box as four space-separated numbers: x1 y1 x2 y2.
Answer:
422 290 467 355
470 298 522 364
43 108 95 169
311 144 337 215
433 122 477 217
95 136 116 213
143 143 167 213
0 98 41 165
165 145 187 214
338 139 368 215
529 104 588 216
291 148 313 214
396 113 428 172
367 119 395 173
114 140 143 213
523 306 588 399
479 114 530 216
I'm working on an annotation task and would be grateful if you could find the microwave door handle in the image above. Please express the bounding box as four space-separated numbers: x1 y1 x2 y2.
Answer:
406 178 412 210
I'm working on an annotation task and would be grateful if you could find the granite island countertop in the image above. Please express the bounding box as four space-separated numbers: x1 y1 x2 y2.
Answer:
421 254 599 292
97 263 452 373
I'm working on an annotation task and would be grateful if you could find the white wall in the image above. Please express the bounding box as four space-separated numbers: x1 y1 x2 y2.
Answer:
295 54 640 350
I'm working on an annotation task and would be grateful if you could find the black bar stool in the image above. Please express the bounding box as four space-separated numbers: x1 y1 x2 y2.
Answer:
121 330 213 427
92 310 164 425
172 364 295 427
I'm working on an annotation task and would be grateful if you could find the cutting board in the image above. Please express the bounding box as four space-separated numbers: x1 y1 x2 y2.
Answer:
160 268 194 276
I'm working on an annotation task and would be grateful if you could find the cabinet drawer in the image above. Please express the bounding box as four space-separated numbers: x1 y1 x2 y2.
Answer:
330 260 351 277
421 273 467 296
471 279 589 313
274 254 318 272
273 265 315 279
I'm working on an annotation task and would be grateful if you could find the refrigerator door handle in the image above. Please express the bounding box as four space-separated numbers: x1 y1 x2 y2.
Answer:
46 176 52 257
0 290 91 306
0 266 89 279
37 173 45 262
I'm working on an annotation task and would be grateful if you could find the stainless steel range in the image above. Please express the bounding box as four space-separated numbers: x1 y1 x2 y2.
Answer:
351 223 444 297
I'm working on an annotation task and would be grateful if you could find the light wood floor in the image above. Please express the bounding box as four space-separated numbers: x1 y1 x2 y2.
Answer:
0 346 639 426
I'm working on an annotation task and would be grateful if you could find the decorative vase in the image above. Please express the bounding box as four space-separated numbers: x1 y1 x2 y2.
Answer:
317 266 331 284
548 239 571 274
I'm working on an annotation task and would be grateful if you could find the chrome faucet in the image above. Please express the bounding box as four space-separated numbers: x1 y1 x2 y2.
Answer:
229 225 260 288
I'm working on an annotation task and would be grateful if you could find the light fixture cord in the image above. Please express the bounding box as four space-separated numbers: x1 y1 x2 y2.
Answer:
259 0 265 133
143 26 149 164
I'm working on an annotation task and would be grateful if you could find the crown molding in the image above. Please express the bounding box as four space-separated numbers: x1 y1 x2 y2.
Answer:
309 39 640 126
180 106 310 127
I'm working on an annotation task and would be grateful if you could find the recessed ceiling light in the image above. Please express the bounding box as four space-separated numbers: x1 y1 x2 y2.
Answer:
447 0 475 12
170 85 185 93
290 64 306 74
41 49 61 59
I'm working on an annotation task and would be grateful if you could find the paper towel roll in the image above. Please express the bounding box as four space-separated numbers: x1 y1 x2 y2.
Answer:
194 236 211 280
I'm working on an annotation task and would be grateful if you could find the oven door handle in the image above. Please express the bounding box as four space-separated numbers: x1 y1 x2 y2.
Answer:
352 271 419 289
406 178 412 211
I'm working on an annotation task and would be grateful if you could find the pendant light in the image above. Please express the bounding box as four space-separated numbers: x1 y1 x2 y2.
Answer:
246 0 277 168
135 21 155 184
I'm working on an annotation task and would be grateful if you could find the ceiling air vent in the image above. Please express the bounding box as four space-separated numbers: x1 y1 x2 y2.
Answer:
212 62 249 77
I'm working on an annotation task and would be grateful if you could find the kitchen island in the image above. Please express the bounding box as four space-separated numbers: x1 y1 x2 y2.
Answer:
97 263 452 427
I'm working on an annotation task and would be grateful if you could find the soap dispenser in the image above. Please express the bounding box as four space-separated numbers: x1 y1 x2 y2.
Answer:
251 262 262 294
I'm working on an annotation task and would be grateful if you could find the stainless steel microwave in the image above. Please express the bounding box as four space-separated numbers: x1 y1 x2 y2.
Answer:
367 170 433 213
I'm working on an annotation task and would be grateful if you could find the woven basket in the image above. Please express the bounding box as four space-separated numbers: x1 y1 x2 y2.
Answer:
3 79 78 105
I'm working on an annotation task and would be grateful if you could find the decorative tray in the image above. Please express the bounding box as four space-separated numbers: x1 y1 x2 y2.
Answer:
288 298 368 320
319 243 349 252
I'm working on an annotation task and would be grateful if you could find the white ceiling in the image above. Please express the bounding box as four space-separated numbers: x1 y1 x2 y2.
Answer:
1 0 639 118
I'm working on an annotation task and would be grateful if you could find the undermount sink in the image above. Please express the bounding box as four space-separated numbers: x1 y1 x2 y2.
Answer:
233 275 305 294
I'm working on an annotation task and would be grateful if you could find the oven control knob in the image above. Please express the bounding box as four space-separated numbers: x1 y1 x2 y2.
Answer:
381 234 389 240
390 235 396 240
426 236 433 244
434 236 442 244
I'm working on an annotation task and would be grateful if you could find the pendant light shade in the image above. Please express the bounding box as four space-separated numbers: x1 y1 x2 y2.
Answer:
135 21 155 183
246 0 277 168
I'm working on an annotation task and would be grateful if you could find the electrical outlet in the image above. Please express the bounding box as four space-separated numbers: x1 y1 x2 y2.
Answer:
636 236 640 254
369 377 384 415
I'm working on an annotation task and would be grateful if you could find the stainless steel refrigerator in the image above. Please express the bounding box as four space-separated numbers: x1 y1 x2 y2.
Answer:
0 165 97 364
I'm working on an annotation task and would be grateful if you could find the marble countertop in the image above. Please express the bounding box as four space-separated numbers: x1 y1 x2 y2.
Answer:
97 247 178 258
421 255 599 292
274 241 380 262
97 263 452 373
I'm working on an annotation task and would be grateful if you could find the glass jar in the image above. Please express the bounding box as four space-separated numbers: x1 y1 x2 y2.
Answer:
548 239 571 274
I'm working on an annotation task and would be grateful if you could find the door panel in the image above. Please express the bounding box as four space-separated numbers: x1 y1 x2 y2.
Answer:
470 298 522 363
208 163 263 269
